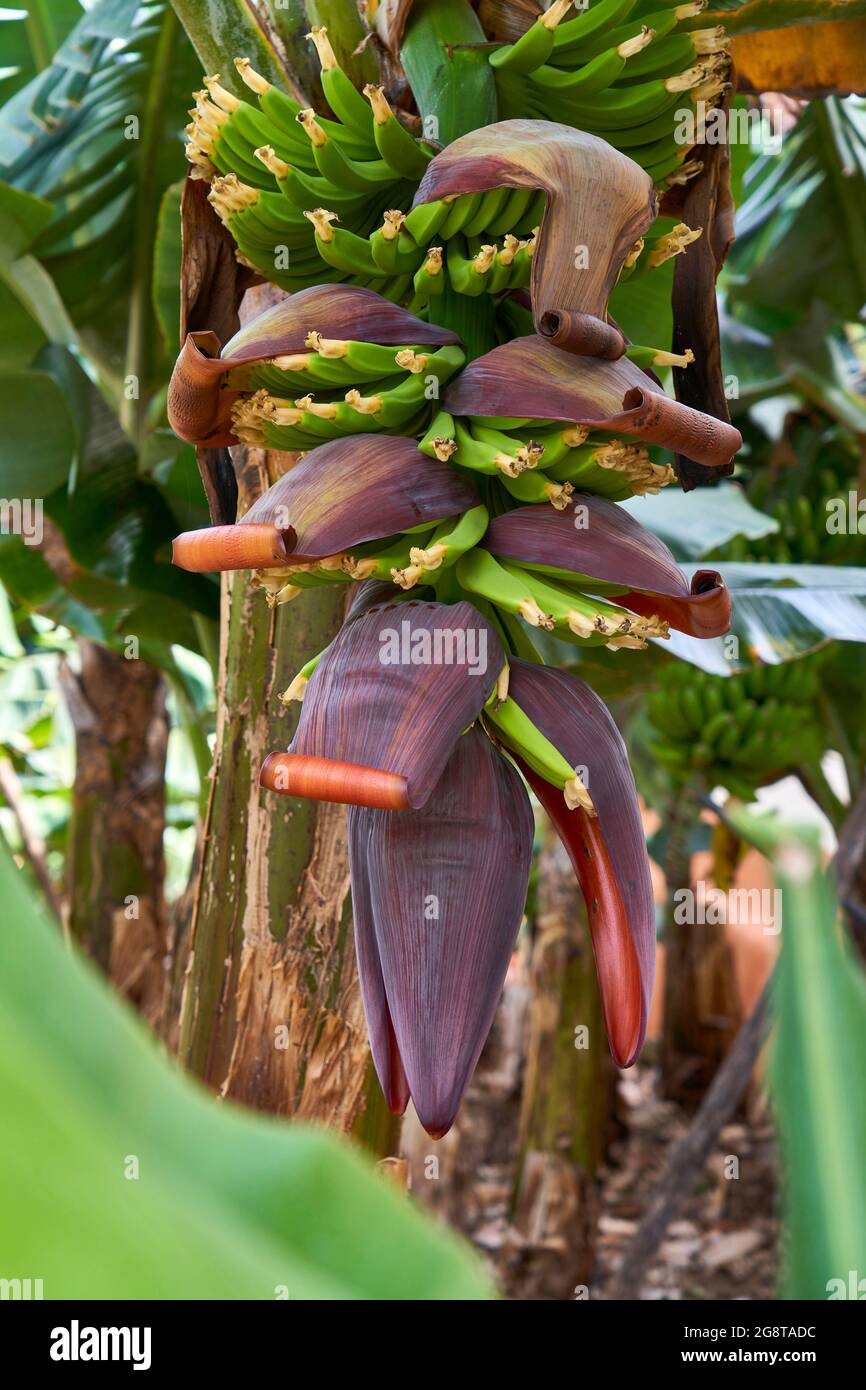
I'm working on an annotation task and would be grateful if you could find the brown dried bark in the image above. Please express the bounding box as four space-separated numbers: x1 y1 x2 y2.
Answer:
62 640 170 1031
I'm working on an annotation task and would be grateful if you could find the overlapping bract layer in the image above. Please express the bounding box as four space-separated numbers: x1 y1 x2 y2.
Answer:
412 118 656 342
444 334 742 473
507 658 655 1066
167 285 460 447
483 500 732 638
172 435 477 574
261 596 502 809
349 727 534 1137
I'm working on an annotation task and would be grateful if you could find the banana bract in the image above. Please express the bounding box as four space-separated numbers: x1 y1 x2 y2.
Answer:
349 728 534 1138
445 333 743 472
167 285 459 447
413 118 656 351
255 586 665 1129
172 435 477 572
506 657 655 1068
261 595 503 809
483 501 731 638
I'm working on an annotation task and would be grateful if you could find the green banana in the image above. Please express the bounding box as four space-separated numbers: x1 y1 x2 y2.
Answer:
502 561 667 645
485 695 594 811
552 0 641 52
499 471 574 509
446 236 497 297
297 109 399 191
439 193 485 239
456 548 557 630
489 0 575 73
305 208 388 277
454 421 541 477
307 27 377 143
408 504 491 573
418 410 457 461
364 84 432 179
402 199 452 245
528 30 656 99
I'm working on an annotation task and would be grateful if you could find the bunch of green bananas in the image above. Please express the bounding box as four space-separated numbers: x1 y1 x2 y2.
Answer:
489 0 731 188
227 334 465 452
420 409 676 502
715 438 863 567
644 656 825 795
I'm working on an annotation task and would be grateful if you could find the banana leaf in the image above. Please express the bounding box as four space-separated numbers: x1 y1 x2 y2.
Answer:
0 840 494 1299
663 562 866 672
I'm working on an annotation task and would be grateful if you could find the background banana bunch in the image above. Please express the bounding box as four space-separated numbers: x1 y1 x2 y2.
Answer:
489 0 731 188
643 656 825 796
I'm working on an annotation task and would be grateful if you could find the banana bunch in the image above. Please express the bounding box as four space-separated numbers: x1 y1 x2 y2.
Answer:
187 41 552 304
489 0 731 188
420 408 677 501
227 335 465 453
644 656 825 794
717 466 863 568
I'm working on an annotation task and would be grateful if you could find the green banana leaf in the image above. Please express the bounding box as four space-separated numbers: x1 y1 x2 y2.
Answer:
0 842 494 1299
0 1 200 396
724 804 866 1300
0 1 83 106
621 485 779 562
666 563 866 673
726 99 866 329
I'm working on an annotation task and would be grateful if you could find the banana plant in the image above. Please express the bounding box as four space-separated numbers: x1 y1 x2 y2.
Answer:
164 0 758 1137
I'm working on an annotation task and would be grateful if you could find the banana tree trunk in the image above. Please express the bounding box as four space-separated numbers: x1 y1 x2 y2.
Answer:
508 824 615 1299
62 641 170 1031
177 432 370 1126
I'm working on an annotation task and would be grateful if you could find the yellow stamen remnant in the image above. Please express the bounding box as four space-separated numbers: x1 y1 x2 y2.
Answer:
306 332 348 357
304 207 339 241
272 354 312 373
395 349 428 373
496 664 510 704
306 26 337 70
618 27 655 59
648 223 703 267
391 565 426 590
431 437 458 462
567 611 597 639
235 57 272 95
497 234 521 269
422 246 443 277
294 395 338 419
675 0 707 16
255 145 290 180
546 482 574 510
379 210 406 241
624 237 645 269
541 0 575 30
666 159 705 186
297 108 328 146
694 26 730 54
606 634 649 650
518 598 555 630
208 174 260 224
494 453 525 479
408 542 447 570
561 425 589 448
473 244 497 274
363 84 393 126
342 556 378 580
280 672 309 704
203 74 240 112
516 441 544 470
345 390 382 415
665 62 711 93
652 347 695 368
565 773 596 816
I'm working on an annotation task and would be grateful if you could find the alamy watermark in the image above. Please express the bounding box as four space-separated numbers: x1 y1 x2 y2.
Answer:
378 619 488 676
674 881 782 935
0 498 43 546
